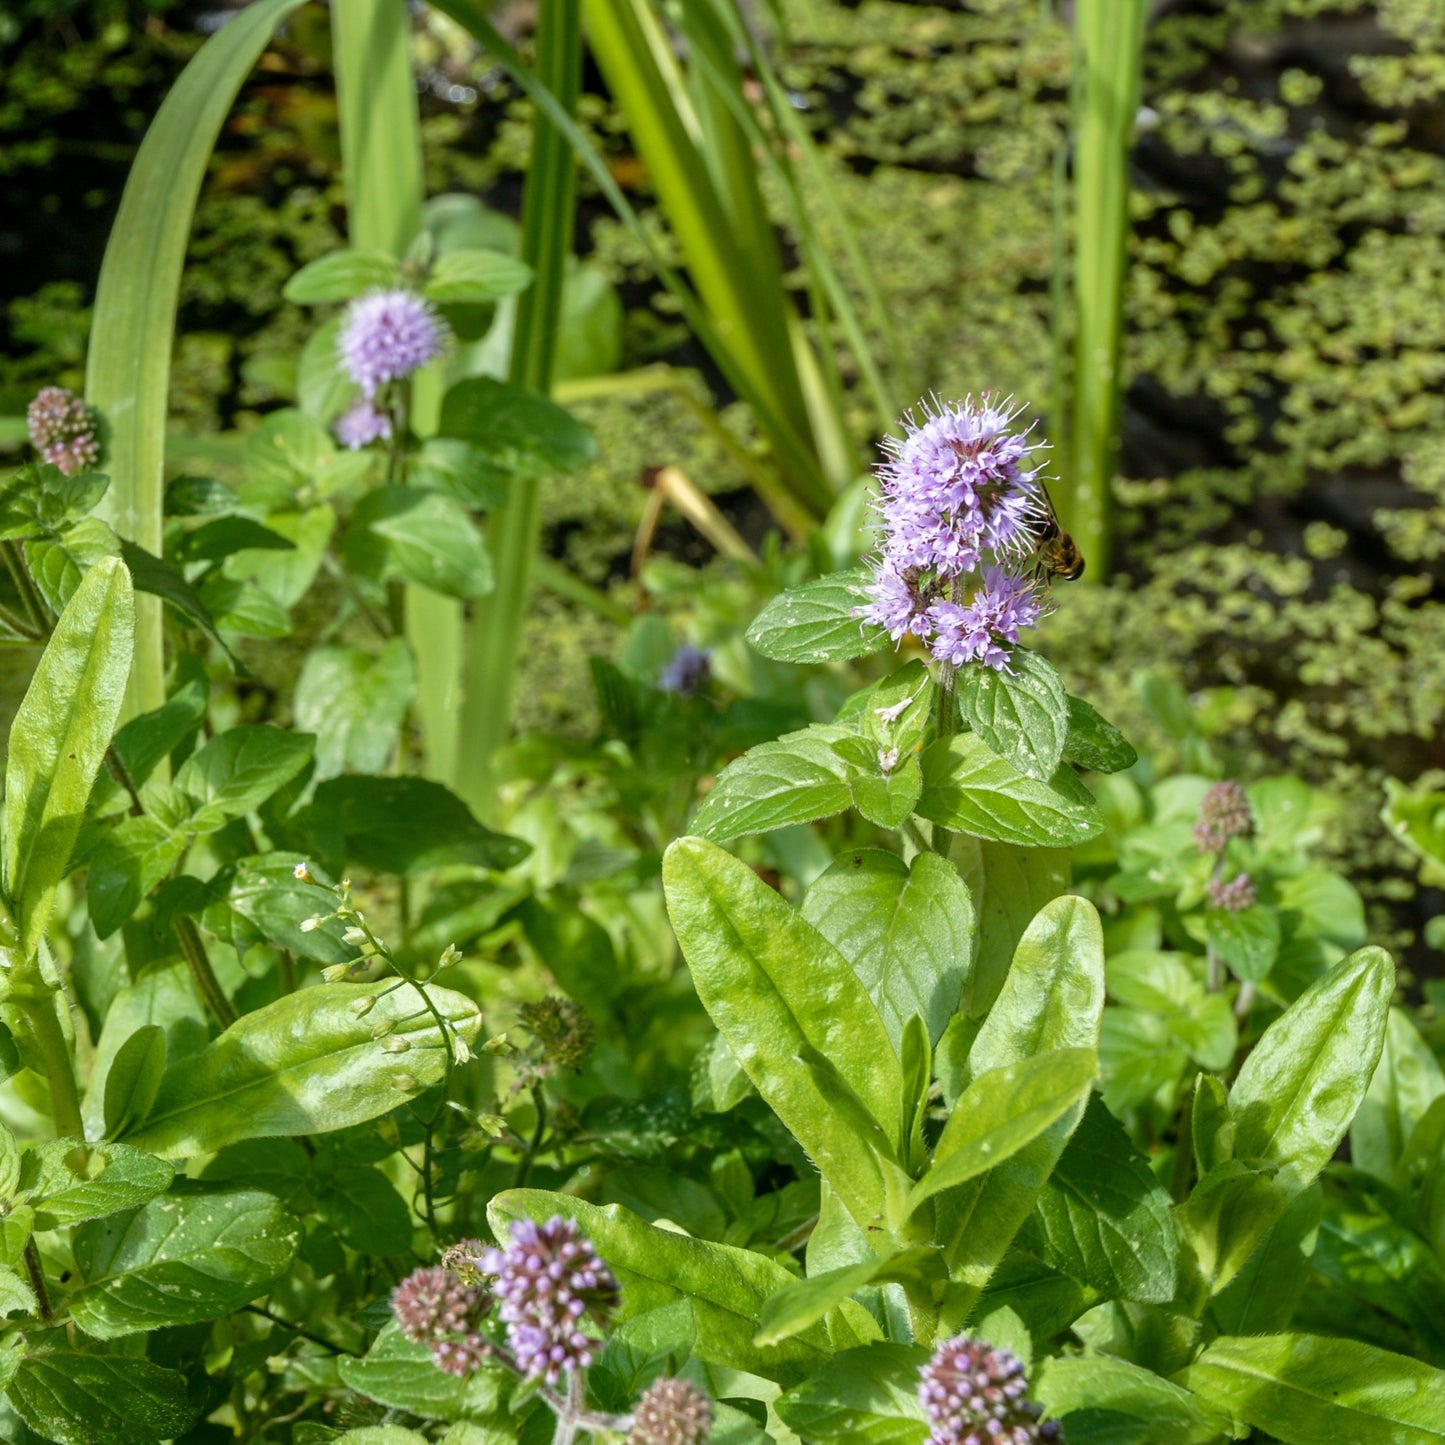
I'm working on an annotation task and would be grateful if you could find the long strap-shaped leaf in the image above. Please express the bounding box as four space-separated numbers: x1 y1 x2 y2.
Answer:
5 556 134 959
85 0 310 720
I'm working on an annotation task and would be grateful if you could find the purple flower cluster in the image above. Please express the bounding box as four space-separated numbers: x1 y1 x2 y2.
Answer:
659 643 712 697
27 386 100 476
391 1263 491 1377
338 289 446 398
335 398 393 451
482 1215 620 1383
919 1336 1060 1445
1194 780 1253 853
860 395 1052 670
1208 871 1257 912
628 1377 714 1445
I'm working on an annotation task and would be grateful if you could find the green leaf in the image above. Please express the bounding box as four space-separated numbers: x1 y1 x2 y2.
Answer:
8 1352 199 1445
294 641 417 780
345 486 493 600
409 437 510 510
802 849 975 1049
0 1121 19 1198
122 539 234 658
909 1050 1097 1213
933 897 1105 1288
20 1139 175 1230
1179 1334 1445 1445
1228 946 1393 1188
1036 1354 1229 1444
916 734 1104 848
1350 1007 1445 1189
438 376 596 477
293 776 530 875
173 725 316 834
297 314 354 422
423 248 533 302
85 0 310 722
746 568 886 664
1022 1093 1179 1304
775 1344 931 1443
692 725 858 841
283 248 399 303
86 815 188 939
1063 695 1139 775
26 516 121 616
222 853 355 963
664 837 905 1231
1193 1074 1235 1175
1202 906 1280 983
489 1189 838 1386
1176 1162 1294 1302
1208 1180 1321 1334
953 838 1070 1022
5 555 134 956
957 649 1070 780
966 895 1107 1083
110 677 208 787
315 1164 412 1255
338 1323 505 1420
756 1248 941 1346
71 1184 299 1337
125 981 482 1157
102 1024 166 1140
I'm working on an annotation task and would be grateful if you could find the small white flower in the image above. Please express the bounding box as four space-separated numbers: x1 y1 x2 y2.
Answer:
321 963 350 983
342 925 369 946
299 916 323 933
452 1036 473 1065
438 943 462 969
293 861 312 882
878 747 900 776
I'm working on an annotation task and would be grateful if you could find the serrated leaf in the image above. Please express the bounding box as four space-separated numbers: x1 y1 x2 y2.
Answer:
173 724 315 834
1023 1093 1179 1304
747 568 887 664
20 1139 175 1230
344 485 493 600
423 247 533 302
692 724 858 840
916 733 1104 848
86 815 188 939
71 1184 300 1337
8 1352 199 1445
775 1344 930 1443
438 376 595 477
339 1322 506 1420
1063 695 1139 774
283 248 398 303
957 649 1069 780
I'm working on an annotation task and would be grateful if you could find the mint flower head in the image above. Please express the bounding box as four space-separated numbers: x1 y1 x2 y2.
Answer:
335 397 393 450
629 1376 713 1445
919 1335 1060 1445
27 386 100 476
860 395 1054 671
1194 781 1253 853
339 289 447 397
481 1215 620 1383
1208 871 1256 912
391 1262 492 1376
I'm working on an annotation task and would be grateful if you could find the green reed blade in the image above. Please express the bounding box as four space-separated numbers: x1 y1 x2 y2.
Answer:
85 0 308 723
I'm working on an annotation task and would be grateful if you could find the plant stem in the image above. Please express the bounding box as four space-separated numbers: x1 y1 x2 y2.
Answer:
174 915 237 1028
930 659 960 858
0 540 49 637
1168 1076 1195 1204
23 1239 51 1322
106 744 145 816
514 1085 548 1190
18 991 84 1140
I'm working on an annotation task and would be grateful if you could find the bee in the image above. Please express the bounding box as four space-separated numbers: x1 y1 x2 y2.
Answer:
1030 481 1086 583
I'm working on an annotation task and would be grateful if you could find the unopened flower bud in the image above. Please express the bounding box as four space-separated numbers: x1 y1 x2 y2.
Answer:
382 1036 411 1054
389 1073 418 1092
321 963 350 983
1195 780 1253 854
628 1377 713 1445
438 943 462 969
299 916 323 934
348 995 376 1018
371 1018 396 1039
27 386 100 476
1208 872 1257 912
452 1036 473 1065
343 926 369 946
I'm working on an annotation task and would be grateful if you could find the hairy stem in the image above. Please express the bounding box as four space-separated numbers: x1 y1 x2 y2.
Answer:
930 658 960 858
18 991 84 1141
23 1239 51 1322
175 915 238 1028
